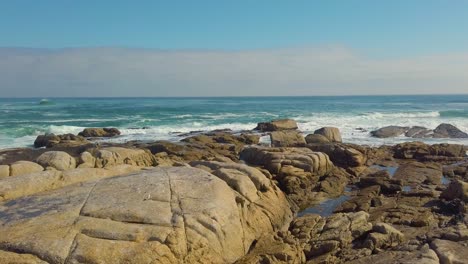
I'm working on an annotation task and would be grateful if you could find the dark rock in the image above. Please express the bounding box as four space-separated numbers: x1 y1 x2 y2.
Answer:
440 180 468 202
433 123 468 138
254 119 298 132
404 126 431 138
78 128 121 138
34 133 89 148
305 134 330 144
370 126 409 138
393 142 466 160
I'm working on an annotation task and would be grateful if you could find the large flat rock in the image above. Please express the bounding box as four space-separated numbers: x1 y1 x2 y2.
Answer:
0 166 292 263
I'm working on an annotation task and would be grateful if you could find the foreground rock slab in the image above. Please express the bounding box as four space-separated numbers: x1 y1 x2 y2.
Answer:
0 166 292 264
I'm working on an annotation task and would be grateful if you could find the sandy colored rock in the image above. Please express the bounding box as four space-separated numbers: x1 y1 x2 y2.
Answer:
307 143 367 168
240 147 334 208
95 147 155 168
0 166 292 263
241 147 333 177
363 223 405 251
430 239 468 264
255 119 298 131
348 244 439 264
9 160 43 176
0 250 48 264
0 165 9 178
77 151 96 168
36 151 76 171
314 127 342 142
0 165 142 202
270 131 306 147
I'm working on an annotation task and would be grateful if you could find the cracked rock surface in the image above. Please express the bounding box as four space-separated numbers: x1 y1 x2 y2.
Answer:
0 166 292 264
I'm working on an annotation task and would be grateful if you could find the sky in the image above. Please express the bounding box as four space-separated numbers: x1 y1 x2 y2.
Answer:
1 0 468 97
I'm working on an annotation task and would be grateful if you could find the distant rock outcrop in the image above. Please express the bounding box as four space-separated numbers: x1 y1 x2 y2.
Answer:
78 127 121 138
371 124 468 139
254 119 298 131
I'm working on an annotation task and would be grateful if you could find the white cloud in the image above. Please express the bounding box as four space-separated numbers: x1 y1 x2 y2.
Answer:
0 46 467 97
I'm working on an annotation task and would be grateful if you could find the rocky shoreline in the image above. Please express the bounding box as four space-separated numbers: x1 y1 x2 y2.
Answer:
0 120 467 263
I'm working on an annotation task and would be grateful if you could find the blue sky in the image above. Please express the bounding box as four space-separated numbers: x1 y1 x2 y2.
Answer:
1 1 467 56
0 1 468 96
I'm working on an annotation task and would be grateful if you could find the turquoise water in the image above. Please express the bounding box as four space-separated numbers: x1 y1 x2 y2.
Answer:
1 95 468 149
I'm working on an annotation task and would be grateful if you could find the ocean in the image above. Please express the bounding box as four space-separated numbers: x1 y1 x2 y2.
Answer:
1 95 468 149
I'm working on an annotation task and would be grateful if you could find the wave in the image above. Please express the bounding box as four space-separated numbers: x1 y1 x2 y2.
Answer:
439 110 468 118
361 111 441 119
39 99 54 105
46 125 87 135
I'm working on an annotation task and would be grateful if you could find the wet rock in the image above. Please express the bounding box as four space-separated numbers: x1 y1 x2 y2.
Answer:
336 185 381 213
430 239 468 264
393 162 442 186
36 151 76 171
440 180 468 202
405 126 432 138
393 142 467 162
254 119 298 132
147 132 260 162
314 127 342 143
78 127 121 138
371 123 468 139
305 134 330 144
9 160 43 176
371 126 409 138
433 123 468 138
34 133 89 148
270 131 306 147
0 166 292 263
358 170 403 194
